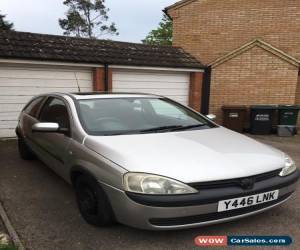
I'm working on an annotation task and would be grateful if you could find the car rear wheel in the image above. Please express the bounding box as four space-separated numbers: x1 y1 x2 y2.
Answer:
18 137 35 160
75 175 115 227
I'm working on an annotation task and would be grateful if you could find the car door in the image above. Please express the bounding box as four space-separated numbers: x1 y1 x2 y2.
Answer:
20 96 47 142
31 96 72 178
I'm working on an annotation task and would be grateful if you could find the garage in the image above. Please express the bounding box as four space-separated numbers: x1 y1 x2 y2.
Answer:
0 64 93 137
112 69 190 105
0 31 204 138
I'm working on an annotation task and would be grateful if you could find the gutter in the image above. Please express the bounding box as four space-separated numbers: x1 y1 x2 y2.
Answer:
163 8 172 20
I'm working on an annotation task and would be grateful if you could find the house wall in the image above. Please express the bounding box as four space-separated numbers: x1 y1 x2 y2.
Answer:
210 46 299 124
168 0 300 126
168 0 300 65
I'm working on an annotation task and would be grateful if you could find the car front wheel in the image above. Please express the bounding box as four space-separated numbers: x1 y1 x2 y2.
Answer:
75 175 115 227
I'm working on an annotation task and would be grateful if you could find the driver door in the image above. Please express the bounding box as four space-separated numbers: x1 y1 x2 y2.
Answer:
32 97 72 178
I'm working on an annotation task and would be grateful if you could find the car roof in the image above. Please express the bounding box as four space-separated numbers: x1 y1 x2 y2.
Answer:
40 92 163 100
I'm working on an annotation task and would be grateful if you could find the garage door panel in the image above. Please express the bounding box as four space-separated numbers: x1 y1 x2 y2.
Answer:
0 115 16 120
170 96 188 102
0 129 15 138
113 70 189 77
112 81 188 89
0 111 19 118
113 76 189 83
0 96 32 104
113 88 189 96
0 86 92 96
0 87 76 96
0 78 92 88
113 72 189 83
0 120 17 129
113 70 190 105
0 65 92 138
0 113 20 127
0 68 91 80
0 103 26 112
164 96 188 103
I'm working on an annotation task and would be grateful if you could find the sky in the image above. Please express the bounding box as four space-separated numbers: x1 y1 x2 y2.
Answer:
0 0 177 43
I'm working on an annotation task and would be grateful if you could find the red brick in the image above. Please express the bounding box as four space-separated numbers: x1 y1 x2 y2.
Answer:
93 67 105 91
189 72 203 111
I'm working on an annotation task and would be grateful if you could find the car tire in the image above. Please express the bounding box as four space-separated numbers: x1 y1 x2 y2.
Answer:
18 137 35 160
75 175 115 227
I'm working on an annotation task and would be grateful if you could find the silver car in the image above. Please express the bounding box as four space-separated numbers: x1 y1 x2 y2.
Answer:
16 92 299 230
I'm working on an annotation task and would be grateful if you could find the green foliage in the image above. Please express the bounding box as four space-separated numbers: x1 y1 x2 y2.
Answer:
143 14 172 46
0 244 18 250
59 0 118 38
0 13 14 31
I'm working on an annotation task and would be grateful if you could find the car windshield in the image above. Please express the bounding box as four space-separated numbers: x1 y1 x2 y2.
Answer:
77 97 216 136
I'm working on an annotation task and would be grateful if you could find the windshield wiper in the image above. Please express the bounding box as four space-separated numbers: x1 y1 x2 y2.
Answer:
170 124 207 131
99 124 208 135
139 125 183 133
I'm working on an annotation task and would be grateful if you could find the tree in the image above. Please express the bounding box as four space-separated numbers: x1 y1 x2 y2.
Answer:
59 0 118 38
143 14 172 46
0 13 14 31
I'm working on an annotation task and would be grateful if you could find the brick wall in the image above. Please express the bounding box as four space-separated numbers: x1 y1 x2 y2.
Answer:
93 67 112 91
210 46 299 124
168 0 300 126
189 72 203 111
168 0 300 65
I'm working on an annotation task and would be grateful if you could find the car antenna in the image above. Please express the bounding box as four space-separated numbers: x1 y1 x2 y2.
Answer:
74 72 81 92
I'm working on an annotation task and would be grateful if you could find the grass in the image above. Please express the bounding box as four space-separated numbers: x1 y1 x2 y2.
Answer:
0 245 18 250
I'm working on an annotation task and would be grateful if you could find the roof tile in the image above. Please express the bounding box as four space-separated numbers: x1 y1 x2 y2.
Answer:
0 31 204 69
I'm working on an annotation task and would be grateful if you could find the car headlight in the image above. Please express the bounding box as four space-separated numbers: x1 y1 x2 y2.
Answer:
123 173 198 195
279 155 297 177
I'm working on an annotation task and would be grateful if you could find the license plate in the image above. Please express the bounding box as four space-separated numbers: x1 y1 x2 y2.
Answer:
218 190 279 212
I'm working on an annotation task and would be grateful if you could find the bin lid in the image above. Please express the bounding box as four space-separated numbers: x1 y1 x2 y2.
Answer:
250 105 278 110
222 105 247 110
278 105 300 110
277 125 297 128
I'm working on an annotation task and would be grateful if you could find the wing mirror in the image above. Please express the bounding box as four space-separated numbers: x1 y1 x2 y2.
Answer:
32 122 60 133
206 114 216 121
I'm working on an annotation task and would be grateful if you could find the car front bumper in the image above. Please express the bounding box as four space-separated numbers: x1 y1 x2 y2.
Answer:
101 170 299 230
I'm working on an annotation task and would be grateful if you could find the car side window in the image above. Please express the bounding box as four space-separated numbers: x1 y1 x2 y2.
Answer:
39 97 70 130
24 97 45 118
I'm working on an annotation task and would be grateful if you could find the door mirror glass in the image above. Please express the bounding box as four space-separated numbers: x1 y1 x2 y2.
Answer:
32 122 59 133
206 114 216 121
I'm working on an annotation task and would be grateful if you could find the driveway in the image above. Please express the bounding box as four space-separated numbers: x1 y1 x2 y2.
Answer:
0 135 299 250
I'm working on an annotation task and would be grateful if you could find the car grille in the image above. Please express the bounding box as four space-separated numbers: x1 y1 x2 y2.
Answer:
149 192 291 227
189 169 281 190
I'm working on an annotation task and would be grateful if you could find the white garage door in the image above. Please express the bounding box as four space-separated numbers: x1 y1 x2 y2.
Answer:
112 69 190 104
0 64 93 138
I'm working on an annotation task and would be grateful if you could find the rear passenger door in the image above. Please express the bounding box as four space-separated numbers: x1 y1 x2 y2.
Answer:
32 97 72 178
